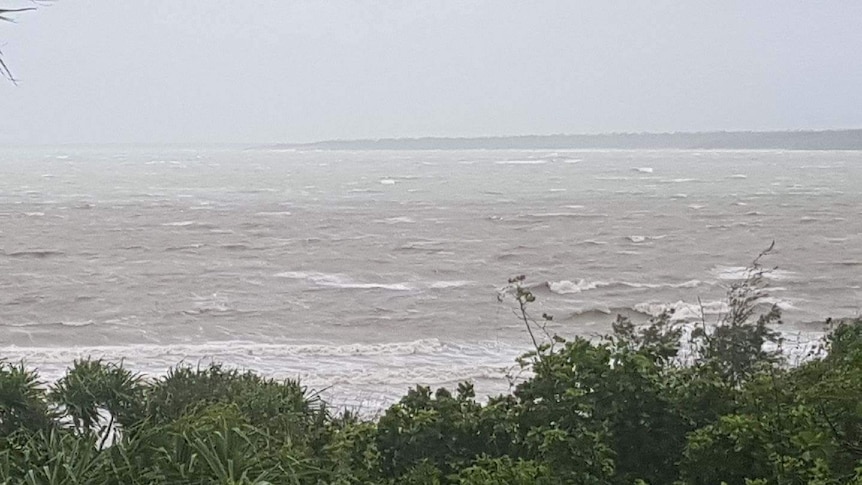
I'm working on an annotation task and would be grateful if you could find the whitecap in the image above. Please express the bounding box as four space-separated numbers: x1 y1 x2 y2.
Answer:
761 297 798 311
729 174 748 179
380 216 415 224
274 271 314 280
162 221 197 226
634 300 730 321
275 271 414 291
578 239 607 246
60 320 95 327
164 243 205 251
428 280 472 289
619 279 703 289
254 211 292 216
547 279 603 294
330 282 413 291
627 234 667 243
712 266 796 281
379 179 396 185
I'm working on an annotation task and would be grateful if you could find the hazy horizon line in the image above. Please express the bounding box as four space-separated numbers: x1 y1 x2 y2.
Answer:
3 127 862 149
279 127 862 144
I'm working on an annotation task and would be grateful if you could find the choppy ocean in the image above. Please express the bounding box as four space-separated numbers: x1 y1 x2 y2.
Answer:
1 146 860 408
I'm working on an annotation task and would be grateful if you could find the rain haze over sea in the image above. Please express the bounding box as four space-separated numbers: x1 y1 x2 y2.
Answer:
1 146 860 408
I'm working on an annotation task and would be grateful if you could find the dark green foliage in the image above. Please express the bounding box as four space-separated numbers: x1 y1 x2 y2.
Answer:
455 456 554 484
138 403 319 484
0 362 53 436
376 383 487 478
145 363 315 424
143 363 330 457
0 428 104 485
322 414 380 484
50 359 145 440
675 319 862 485
690 245 785 387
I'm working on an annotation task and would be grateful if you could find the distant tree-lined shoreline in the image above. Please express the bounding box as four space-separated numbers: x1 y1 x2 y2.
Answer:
269 129 862 151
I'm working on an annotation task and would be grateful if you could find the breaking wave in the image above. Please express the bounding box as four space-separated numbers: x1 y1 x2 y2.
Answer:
626 235 667 243
542 279 705 295
0 339 524 408
712 266 796 281
275 271 414 291
275 272 473 292
547 279 601 294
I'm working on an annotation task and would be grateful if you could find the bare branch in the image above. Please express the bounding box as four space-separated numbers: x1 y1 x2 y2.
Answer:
0 4 41 83
0 7 37 23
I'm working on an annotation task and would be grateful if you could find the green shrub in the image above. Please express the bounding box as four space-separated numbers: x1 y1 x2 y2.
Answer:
0 362 53 436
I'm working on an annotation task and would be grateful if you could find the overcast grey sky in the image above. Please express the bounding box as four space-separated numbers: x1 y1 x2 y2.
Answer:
2 1 861 144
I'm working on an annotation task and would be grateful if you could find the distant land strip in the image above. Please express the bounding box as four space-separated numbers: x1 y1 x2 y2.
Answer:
268 129 862 151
